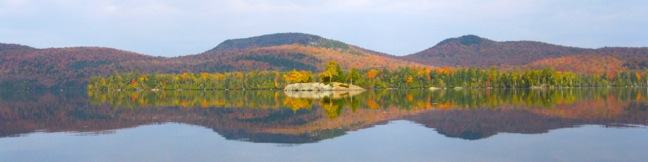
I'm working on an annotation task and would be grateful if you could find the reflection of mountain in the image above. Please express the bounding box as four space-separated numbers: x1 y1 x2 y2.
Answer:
409 108 647 140
409 93 648 140
410 109 570 140
0 91 419 143
1 89 647 143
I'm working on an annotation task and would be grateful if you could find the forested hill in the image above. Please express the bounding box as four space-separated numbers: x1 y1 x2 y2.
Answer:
403 35 648 72
0 33 423 89
403 35 587 67
0 43 36 52
0 46 157 88
2 33 648 89
205 33 350 53
176 32 424 71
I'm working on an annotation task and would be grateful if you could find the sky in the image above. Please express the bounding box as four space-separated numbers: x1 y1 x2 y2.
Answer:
1 0 647 57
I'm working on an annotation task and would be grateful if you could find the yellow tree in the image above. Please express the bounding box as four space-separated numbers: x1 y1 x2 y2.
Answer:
636 72 642 86
319 61 341 84
284 70 312 84
273 71 281 89
367 69 380 79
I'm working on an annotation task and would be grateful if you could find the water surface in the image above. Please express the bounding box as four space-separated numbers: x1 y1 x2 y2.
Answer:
1 89 647 162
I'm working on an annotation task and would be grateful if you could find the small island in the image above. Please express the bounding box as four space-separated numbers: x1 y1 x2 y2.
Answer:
283 82 365 99
284 82 365 91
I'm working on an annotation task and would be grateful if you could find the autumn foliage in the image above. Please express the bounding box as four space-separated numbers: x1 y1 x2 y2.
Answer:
284 70 312 83
4 33 648 90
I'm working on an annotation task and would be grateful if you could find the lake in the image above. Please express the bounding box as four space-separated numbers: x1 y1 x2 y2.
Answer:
1 88 647 162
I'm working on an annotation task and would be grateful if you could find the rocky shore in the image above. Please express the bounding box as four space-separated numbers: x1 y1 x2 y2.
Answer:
283 82 365 91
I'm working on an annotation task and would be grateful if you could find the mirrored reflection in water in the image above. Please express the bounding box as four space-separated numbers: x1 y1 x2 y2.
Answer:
1 88 648 161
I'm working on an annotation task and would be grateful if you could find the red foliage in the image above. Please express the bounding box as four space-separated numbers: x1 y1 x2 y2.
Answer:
525 54 626 75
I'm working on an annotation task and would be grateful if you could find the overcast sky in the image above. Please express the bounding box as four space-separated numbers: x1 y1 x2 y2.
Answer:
1 0 647 56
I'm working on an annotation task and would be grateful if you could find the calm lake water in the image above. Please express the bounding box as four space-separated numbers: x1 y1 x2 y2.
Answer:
1 88 647 162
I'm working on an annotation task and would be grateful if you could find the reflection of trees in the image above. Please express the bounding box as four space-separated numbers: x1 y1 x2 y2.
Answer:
321 96 344 119
282 97 312 111
89 88 648 118
2 90 420 143
3 88 648 143
89 90 287 109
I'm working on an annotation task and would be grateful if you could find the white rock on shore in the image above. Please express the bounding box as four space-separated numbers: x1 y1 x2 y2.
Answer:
284 90 364 99
284 82 365 91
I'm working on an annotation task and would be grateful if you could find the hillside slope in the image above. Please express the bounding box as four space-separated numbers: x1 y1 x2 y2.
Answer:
0 43 35 52
404 35 588 67
0 33 424 88
524 54 626 75
179 33 425 71
0 46 156 88
2 33 648 89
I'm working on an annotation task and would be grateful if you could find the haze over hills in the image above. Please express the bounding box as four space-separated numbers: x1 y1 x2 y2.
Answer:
1 32 648 88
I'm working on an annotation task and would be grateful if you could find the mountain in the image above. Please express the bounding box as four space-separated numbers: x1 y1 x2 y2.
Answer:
180 33 424 71
404 35 648 71
2 33 648 89
0 43 35 52
0 46 156 88
404 35 588 67
205 32 350 53
0 33 424 88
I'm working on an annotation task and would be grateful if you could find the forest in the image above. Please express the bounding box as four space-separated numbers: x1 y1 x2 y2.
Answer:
87 61 648 91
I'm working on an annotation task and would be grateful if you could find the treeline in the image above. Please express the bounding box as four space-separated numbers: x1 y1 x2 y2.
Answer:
88 61 648 91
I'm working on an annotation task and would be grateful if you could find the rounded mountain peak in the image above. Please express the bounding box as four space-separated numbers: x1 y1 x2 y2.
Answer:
436 34 493 46
206 33 348 53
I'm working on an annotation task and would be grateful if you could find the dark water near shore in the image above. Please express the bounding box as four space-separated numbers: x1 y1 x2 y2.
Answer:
1 88 648 162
